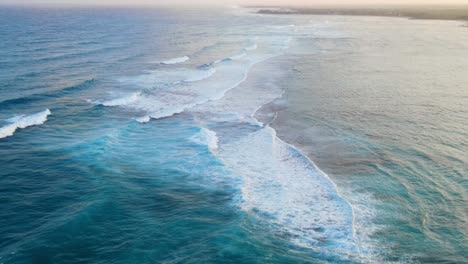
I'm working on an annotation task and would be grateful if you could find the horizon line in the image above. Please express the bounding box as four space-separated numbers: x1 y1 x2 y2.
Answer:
1 2 468 8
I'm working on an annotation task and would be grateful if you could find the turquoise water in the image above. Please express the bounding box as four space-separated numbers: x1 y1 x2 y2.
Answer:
0 6 466 263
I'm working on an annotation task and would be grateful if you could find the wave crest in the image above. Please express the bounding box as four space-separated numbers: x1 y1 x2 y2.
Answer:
99 92 142 107
159 56 190 65
135 115 151 123
0 109 51 139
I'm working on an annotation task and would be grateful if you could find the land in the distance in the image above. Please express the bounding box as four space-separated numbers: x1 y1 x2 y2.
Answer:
254 5 468 22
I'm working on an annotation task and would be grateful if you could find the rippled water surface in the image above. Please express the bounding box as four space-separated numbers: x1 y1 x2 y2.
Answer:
0 6 466 264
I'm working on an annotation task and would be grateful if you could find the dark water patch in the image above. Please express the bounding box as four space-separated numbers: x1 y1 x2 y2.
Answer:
0 79 96 110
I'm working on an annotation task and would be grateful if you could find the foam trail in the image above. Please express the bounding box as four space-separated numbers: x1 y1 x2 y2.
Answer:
117 36 291 121
0 109 51 139
118 68 217 89
216 125 357 257
100 92 141 107
191 127 219 152
187 37 360 257
159 56 190 65
93 18 362 260
147 103 193 120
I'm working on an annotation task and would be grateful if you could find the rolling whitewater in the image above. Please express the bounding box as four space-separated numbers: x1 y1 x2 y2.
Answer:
0 6 466 264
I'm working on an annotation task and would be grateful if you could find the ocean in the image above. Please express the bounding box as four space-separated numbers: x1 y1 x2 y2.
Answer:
0 6 466 264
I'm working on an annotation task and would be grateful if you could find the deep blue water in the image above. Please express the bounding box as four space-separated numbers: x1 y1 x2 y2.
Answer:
0 6 466 264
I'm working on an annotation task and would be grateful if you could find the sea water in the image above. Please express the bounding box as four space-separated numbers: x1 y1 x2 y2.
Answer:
0 6 466 263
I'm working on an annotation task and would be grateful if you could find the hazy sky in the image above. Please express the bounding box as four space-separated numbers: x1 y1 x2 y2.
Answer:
1 0 466 6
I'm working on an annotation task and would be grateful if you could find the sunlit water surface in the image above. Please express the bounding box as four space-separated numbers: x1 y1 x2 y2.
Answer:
0 7 466 264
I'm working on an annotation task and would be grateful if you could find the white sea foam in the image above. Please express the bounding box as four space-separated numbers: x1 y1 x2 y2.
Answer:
183 68 216 82
191 127 219 152
100 20 362 258
190 55 357 251
187 38 360 258
119 67 217 89
6 115 26 123
0 109 51 139
159 56 190 65
115 60 251 120
218 127 357 254
147 104 189 120
135 115 151 123
100 92 141 107
116 35 291 121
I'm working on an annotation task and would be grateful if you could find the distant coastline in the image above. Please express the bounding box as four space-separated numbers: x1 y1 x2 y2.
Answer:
253 6 468 22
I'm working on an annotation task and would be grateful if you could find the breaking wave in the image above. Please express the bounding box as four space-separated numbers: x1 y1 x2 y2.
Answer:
135 115 151 123
98 92 142 107
94 24 361 258
191 127 219 152
159 56 190 65
118 67 217 89
0 109 51 139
